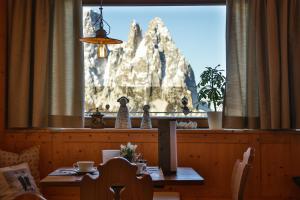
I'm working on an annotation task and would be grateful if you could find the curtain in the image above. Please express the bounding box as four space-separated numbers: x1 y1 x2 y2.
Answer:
8 0 84 128
224 0 300 129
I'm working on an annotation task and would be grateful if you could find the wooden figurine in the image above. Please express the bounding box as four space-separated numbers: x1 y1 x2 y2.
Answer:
115 96 131 129
140 105 152 129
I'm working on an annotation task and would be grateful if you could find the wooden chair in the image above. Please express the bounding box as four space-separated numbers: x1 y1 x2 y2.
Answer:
81 157 153 200
231 147 255 200
14 192 47 200
81 157 180 200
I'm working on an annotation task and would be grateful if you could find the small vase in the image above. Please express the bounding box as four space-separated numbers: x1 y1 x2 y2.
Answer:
207 111 223 129
123 155 134 163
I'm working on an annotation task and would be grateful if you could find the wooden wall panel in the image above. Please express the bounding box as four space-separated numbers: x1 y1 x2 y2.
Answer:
260 134 292 198
4 133 54 178
0 0 7 144
177 143 250 198
290 135 300 199
261 144 291 197
2 129 300 200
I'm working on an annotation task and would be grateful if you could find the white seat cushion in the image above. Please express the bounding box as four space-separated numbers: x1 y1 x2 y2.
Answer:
153 192 180 200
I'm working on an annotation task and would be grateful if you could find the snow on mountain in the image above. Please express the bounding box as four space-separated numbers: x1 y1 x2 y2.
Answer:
84 10 197 113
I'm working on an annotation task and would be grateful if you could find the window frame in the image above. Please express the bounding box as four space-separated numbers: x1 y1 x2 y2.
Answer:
82 0 226 128
82 0 226 6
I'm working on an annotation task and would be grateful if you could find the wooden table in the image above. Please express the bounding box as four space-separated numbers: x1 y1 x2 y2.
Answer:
41 167 204 188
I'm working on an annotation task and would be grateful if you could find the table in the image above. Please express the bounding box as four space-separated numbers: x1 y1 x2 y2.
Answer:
40 167 204 187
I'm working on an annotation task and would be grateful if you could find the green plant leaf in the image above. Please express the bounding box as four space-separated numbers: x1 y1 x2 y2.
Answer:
196 64 226 111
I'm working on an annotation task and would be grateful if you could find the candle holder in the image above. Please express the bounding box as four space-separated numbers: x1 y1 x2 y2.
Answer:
91 108 105 128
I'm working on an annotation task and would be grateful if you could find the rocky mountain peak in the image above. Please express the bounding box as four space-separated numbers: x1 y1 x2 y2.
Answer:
84 13 197 113
144 17 172 48
83 9 99 36
126 20 143 58
148 17 166 30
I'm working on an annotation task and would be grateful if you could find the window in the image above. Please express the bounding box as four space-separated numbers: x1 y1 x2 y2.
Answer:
82 5 226 117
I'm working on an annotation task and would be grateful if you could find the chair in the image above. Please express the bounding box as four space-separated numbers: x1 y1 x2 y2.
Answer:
81 157 179 200
81 157 153 200
231 147 255 200
14 192 47 200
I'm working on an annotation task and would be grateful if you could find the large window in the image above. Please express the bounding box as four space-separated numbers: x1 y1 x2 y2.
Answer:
82 6 226 117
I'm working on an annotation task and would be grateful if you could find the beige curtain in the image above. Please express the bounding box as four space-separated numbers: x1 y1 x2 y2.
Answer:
224 0 300 129
8 0 84 128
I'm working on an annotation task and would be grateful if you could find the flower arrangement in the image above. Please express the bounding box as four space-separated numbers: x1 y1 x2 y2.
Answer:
120 142 137 162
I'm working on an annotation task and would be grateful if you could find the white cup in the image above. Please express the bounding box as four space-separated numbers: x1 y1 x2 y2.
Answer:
73 161 94 172
136 162 147 175
102 150 120 163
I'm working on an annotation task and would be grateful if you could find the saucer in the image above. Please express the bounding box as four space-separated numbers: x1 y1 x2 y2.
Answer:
74 167 97 174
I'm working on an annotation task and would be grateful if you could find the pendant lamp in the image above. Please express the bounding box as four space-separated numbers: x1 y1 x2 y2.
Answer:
80 0 122 58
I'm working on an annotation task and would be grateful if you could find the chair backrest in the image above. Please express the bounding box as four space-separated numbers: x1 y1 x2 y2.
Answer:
231 147 255 200
14 192 47 200
81 157 153 200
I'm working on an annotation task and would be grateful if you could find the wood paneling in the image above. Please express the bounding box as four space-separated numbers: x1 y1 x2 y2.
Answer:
0 0 7 143
290 135 300 199
2 129 300 200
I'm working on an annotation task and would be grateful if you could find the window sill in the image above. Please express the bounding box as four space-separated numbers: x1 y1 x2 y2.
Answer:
4 127 300 135
85 116 209 128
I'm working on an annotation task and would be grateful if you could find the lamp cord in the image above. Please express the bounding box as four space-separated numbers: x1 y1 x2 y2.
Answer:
92 0 111 35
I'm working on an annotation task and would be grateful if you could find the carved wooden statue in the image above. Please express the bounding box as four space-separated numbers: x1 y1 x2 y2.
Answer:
140 105 152 129
115 96 131 129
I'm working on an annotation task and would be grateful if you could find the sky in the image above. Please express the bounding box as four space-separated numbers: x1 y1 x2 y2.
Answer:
83 6 226 83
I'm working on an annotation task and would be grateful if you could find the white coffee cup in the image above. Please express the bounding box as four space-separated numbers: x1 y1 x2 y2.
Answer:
73 161 94 172
136 162 147 175
102 150 120 163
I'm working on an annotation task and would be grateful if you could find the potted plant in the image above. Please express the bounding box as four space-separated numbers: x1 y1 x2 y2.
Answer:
197 64 226 129
120 142 138 162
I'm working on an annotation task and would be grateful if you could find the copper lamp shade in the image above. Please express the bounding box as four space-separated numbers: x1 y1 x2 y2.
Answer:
80 27 122 44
